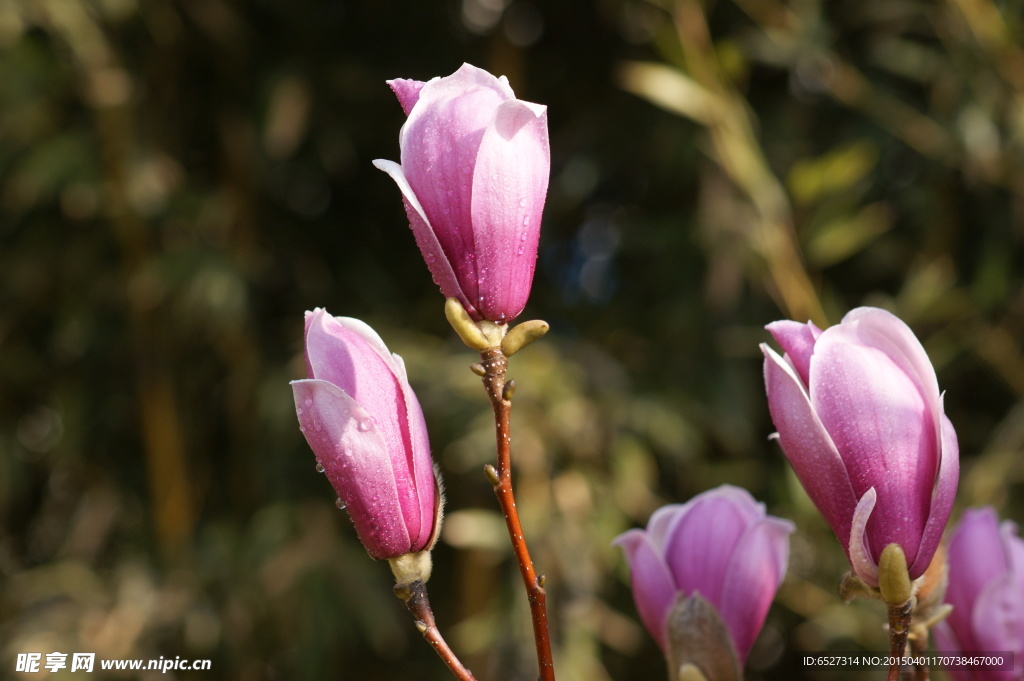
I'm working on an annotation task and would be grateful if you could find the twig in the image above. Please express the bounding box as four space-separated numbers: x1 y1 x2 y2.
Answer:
886 599 913 681
395 580 478 681
479 347 556 681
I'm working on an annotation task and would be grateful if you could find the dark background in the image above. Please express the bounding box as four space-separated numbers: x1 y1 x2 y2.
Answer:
2 0 1022 679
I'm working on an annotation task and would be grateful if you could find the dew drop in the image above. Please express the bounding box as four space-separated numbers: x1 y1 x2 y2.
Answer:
335 497 346 510
315 462 325 473
517 245 525 255
519 198 527 208
357 418 373 432
295 407 303 416
522 216 530 226
520 233 528 241
304 398 313 407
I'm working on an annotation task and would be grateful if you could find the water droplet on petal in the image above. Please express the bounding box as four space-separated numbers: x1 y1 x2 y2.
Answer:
522 216 530 226
335 497 346 510
357 418 373 432
315 462 325 473
517 245 525 255
304 398 313 408
520 233 528 241
519 198 527 208
295 407 303 416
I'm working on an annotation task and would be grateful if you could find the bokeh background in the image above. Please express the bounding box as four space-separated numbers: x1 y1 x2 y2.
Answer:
3 0 1023 679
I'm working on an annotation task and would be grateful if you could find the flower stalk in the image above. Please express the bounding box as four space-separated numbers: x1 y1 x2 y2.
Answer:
393 578 478 681
885 599 913 681
478 343 556 681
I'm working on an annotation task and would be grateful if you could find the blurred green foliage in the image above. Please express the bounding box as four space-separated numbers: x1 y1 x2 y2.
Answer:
1 0 1023 680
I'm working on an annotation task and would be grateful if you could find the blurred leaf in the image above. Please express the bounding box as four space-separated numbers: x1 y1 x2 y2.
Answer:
787 141 878 205
805 202 893 267
616 60 720 124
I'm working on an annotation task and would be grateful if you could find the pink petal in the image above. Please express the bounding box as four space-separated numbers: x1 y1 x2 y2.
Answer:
840 308 948 512
400 84 507 298
646 504 687 558
1005 520 1024 602
848 488 879 586
840 307 941 410
945 508 1006 653
370 161 478 318
660 486 766 605
303 312 423 542
469 98 549 322
413 63 515 108
907 410 959 578
810 329 935 564
762 344 858 545
970 573 1024 680
388 78 425 116
613 529 678 652
765 320 821 386
292 379 411 559
391 351 437 550
717 515 794 662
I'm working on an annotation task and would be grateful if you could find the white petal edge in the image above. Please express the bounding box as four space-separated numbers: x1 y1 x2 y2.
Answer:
849 487 879 587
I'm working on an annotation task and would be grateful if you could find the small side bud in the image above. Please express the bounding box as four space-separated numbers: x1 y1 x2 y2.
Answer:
389 550 433 592
878 543 912 605
537 574 546 589
483 464 500 486
445 298 491 351
838 571 877 603
415 620 428 634
502 380 516 401
501 319 549 357
469 363 486 376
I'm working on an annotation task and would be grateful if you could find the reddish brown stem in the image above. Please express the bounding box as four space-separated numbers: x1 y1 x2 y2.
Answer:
396 580 477 681
479 347 556 681
886 600 912 681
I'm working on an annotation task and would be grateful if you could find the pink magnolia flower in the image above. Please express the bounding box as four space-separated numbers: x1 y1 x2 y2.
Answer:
373 63 549 323
292 309 439 560
761 306 958 587
613 485 793 663
934 508 1024 681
